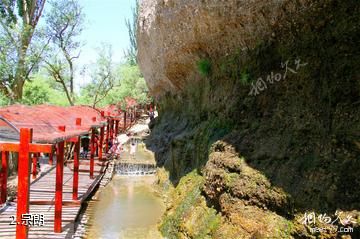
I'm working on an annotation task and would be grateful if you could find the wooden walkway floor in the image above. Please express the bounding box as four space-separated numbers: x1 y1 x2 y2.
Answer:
0 157 108 239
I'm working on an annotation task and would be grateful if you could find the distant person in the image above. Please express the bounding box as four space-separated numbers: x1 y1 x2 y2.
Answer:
129 139 137 159
109 141 118 155
81 136 90 158
115 143 123 155
108 138 113 152
149 107 155 121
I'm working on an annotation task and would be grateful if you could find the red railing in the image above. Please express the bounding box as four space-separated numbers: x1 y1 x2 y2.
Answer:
0 103 141 239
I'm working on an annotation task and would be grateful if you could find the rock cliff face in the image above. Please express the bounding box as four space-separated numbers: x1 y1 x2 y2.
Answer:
138 0 360 238
138 0 292 97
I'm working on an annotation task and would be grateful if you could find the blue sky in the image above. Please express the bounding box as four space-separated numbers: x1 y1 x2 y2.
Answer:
38 0 136 89
77 0 136 65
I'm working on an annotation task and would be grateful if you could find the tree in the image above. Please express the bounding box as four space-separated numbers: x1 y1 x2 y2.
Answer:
44 0 84 105
80 44 116 108
20 73 69 105
79 62 151 107
0 92 10 106
103 63 150 105
0 0 16 24
22 77 50 105
124 0 139 65
0 0 47 101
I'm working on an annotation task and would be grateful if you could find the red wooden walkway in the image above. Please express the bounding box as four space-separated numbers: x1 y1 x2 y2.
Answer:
0 157 107 239
0 102 142 239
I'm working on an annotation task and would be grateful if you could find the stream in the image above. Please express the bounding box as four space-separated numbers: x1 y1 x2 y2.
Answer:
82 140 165 239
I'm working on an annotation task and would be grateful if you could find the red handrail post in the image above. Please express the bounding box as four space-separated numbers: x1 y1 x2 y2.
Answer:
105 120 110 152
109 120 113 144
99 126 104 160
16 128 32 239
72 137 80 200
90 128 95 179
54 126 65 233
1 151 8 204
76 118 82 126
115 120 119 137
130 108 133 124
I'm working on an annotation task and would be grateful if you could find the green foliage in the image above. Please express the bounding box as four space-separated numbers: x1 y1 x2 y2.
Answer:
0 0 47 101
160 171 202 238
22 80 50 105
0 0 16 24
108 64 150 105
0 93 10 106
124 0 139 65
22 74 70 106
240 70 250 85
78 44 117 107
44 0 85 105
216 49 258 88
46 0 84 49
160 171 221 239
197 59 212 77
80 62 150 107
276 221 294 238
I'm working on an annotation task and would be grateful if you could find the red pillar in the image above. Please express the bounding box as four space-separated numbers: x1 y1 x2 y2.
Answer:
130 108 133 124
109 119 113 143
99 126 104 160
1 151 8 204
115 120 119 137
105 123 109 152
90 128 95 179
72 138 80 200
123 111 127 130
16 128 32 239
32 153 37 179
55 126 65 233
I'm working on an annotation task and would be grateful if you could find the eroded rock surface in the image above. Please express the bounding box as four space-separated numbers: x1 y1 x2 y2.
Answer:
138 0 292 97
139 0 360 238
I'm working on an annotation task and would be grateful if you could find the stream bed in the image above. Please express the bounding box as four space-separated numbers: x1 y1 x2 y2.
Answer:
82 139 165 239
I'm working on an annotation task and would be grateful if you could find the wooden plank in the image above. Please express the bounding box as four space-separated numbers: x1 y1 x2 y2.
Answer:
29 201 81 206
0 154 106 239
0 143 53 153
29 144 53 154
0 143 19 152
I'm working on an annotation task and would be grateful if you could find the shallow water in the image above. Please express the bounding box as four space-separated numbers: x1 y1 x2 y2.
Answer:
84 141 164 239
85 176 164 239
